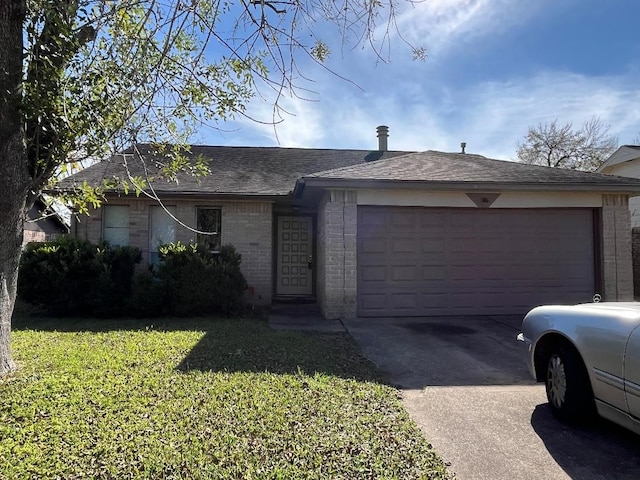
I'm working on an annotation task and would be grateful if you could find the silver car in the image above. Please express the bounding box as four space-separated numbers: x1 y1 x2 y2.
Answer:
517 302 640 434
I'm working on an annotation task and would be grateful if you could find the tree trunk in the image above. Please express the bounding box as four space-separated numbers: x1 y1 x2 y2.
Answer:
0 188 26 377
0 0 28 378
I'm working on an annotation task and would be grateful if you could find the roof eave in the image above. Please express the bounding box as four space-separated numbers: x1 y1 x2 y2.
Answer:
103 190 289 200
299 177 640 194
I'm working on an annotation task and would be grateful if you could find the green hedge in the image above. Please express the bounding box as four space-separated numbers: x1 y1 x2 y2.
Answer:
19 237 141 316
19 239 248 318
155 242 248 317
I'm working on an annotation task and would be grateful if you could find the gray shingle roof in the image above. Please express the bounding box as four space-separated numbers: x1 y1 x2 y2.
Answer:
56 145 412 196
298 150 640 191
57 145 640 198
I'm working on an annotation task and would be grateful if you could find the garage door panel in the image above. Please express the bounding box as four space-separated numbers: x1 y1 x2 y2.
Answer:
360 209 386 226
391 212 418 229
449 253 480 266
421 266 446 280
390 293 419 309
390 238 417 254
359 265 386 282
449 292 478 309
391 265 419 281
421 240 447 253
358 206 595 316
360 238 386 254
419 211 446 226
359 293 387 311
419 255 446 267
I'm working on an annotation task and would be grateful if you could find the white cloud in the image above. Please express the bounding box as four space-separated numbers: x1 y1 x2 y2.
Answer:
208 69 640 162
195 0 640 164
388 0 546 58
454 72 640 158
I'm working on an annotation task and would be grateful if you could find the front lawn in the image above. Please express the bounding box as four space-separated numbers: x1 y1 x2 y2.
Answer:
1 316 450 479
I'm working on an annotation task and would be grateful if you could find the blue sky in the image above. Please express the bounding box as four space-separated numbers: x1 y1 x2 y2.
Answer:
197 0 640 160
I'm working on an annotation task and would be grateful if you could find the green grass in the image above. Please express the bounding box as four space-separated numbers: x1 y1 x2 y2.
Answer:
1 315 450 479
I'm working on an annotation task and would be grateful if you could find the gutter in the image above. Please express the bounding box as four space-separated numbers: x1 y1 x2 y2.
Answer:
295 177 640 195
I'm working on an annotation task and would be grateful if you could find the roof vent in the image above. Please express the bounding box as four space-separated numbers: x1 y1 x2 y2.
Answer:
461 142 466 154
377 125 389 151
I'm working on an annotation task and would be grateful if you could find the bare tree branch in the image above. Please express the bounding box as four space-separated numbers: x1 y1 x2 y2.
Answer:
516 117 618 171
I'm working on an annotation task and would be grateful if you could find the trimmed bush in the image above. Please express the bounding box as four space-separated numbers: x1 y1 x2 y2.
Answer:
19 237 142 316
19 239 248 318
124 270 166 318
156 242 248 316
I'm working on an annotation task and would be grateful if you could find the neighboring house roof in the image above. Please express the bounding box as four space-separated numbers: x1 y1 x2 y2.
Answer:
56 145 413 196
25 198 70 234
596 145 640 173
295 150 640 194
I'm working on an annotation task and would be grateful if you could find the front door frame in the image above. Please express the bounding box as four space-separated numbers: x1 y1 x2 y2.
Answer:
275 214 315 298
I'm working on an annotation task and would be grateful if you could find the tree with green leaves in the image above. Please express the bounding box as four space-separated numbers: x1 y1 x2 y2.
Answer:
516 117 618 172
0 0 423 376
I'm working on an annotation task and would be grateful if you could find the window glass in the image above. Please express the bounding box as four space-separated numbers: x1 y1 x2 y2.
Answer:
196 207 221 252
149 205 176 265
103 205 129 246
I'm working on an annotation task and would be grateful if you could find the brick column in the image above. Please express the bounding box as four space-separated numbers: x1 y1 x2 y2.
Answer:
601 194 633 300
317 190 357 319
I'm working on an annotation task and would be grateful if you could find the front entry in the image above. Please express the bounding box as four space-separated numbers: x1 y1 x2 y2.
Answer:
276 216 313 296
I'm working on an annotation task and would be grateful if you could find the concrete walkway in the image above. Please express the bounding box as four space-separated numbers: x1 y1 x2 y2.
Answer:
267 302 345 333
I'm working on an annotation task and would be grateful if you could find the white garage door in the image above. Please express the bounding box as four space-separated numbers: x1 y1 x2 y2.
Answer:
357 207 596 316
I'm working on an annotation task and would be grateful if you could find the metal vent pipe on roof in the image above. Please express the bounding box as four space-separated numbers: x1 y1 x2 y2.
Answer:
377 125 389 151
461 142 466 154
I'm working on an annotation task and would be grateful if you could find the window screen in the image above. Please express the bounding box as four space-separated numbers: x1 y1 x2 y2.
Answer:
103 205 129 246
149 205 176 265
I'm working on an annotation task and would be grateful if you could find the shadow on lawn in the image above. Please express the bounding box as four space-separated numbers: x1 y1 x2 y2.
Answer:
175 327 387 383
12 312 386 384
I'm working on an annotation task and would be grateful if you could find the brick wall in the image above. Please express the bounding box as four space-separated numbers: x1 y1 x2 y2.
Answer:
601 194 633 300
173 199 274 304
72 197 273 305
22 229 45 245
219 202 272 304
73 204 103 244
316 190 357 319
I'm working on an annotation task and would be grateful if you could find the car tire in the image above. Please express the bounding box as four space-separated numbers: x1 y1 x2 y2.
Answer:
545 344 595 423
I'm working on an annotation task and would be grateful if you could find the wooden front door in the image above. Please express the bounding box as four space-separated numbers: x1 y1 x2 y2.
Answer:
276 216 313 296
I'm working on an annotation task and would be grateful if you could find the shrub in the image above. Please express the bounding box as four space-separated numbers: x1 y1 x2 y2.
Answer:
124 270 166 318
156 242 248 316
18 238 247 318
19 237 141 316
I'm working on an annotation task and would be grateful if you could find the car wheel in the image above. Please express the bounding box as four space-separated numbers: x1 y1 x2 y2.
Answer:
545 344 595 423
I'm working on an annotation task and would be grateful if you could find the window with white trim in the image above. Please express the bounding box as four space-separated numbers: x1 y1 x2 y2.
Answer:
196 207 221 252
103 205 130 246
149 205 176 265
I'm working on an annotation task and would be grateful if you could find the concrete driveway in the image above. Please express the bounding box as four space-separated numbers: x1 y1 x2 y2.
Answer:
342 316 640 480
